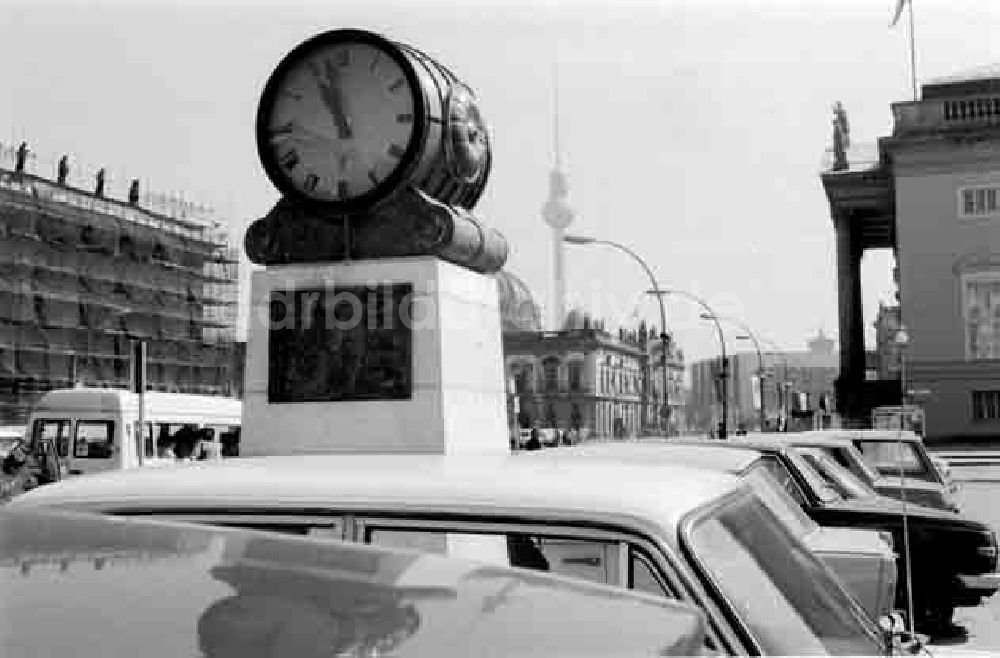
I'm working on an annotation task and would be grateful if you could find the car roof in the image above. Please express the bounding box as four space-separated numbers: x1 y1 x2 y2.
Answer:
544 440 763 474
10 454 741 534
1 508 706 657
759 433 857 448
800 430 923 444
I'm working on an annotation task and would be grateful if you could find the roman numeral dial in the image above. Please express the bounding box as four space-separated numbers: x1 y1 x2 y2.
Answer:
258 34 419 205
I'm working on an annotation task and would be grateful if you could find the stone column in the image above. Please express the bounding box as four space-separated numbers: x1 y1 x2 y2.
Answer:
834 213 865 423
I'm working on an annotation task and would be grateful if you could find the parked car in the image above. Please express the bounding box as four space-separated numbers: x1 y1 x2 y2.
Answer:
850 430 959 495
787 431 960 512
722 437 998 634
0 507 715 657
546 440 899 623
7 454 891 655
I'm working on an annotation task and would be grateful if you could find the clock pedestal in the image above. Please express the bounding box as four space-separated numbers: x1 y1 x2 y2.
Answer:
241 256 509 456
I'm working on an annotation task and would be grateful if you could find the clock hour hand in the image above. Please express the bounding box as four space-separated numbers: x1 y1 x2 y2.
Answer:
312 61 353 140
269 121 339 148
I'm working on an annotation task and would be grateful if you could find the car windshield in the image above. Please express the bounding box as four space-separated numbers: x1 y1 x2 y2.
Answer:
796 448 875 500
742 464 819 538
783 450 844 504
855 440 937 482
684 491 883 656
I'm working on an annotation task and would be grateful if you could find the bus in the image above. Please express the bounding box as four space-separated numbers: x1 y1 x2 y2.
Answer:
25 388 242 479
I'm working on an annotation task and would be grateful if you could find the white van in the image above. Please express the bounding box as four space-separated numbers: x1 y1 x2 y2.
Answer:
26 388 241 478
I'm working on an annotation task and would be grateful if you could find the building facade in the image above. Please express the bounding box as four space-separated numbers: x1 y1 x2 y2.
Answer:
874 302 904 380
0 144 242 423
495 270 685 438
688 331 838 434
503 322 685 439
821 67 1000 441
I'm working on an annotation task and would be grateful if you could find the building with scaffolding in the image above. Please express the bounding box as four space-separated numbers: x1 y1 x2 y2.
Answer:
0 142 242 423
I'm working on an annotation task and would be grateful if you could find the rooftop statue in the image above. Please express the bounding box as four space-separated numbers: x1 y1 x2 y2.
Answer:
831 101 851 172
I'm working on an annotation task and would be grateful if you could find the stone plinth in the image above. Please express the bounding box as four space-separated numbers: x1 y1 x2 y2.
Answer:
242 256 509 456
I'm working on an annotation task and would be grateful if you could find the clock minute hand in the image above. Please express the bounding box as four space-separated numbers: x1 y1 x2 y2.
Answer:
314 61 353 140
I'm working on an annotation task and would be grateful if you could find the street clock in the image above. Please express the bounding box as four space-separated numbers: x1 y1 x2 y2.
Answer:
256 28 491 214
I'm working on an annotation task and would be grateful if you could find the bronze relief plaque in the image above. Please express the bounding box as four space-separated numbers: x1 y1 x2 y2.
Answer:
268 284 413 403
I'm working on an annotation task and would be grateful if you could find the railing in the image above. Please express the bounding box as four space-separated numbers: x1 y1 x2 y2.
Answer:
892 96 1000 136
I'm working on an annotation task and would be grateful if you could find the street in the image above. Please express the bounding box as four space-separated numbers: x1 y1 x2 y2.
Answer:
929 464 1000 652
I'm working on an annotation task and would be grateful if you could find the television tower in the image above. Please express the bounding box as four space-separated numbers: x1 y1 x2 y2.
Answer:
541 69 575 330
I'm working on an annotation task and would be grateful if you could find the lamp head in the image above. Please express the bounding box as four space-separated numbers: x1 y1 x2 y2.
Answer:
563 234 596 245
894 328 910 346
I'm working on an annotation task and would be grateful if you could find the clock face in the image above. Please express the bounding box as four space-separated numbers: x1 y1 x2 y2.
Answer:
257 32 422 206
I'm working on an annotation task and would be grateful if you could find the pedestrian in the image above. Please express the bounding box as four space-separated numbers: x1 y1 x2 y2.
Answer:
172 425 199 461
524 428 542 451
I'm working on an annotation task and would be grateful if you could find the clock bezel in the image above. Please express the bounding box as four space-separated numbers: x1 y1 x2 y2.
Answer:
255 28 429 212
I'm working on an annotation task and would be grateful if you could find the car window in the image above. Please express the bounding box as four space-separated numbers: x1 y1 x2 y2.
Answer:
73 421 115 459
755 456 808 506
829 446 882 485
684 492 883 656
783 451 844 504
631 551 673 598
367 527 625 586
854 440 935 482
797 449 874 499
742 465 819 537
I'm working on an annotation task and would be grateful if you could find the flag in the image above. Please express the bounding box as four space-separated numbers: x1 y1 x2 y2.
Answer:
890 0 909 27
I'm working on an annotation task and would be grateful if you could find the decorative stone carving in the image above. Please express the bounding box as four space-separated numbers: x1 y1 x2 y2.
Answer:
244 187 508 274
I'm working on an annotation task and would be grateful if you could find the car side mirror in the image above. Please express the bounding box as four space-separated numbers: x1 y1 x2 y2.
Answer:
878 612 926 655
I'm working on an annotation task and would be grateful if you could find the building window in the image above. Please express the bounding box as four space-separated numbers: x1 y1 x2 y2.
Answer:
568 361 583 392
542 357 560 393
963 271 1000 360
513 364 533 396
973 391 1000 421
959 186 1000 217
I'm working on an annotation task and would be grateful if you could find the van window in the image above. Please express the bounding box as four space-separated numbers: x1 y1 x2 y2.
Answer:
32 420 71 458
220 427 240 457
74 421 115 459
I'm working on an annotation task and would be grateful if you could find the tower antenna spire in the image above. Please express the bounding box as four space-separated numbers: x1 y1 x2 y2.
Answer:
553 62 561 171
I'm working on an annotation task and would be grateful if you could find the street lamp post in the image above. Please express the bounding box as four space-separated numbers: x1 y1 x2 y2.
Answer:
894 326 916 636
564 235 670 436
681 304 727 440
735 332 767 433
760 338 790 432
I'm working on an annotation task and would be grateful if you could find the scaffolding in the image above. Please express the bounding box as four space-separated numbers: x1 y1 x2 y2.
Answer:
0 153 242 423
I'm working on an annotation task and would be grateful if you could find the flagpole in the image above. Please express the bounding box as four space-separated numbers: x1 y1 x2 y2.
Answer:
908 0 918 101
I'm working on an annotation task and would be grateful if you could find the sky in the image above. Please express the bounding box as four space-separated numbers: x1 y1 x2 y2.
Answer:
2 0 998 364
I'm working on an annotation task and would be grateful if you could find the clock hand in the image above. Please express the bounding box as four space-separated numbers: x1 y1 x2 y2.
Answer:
270 122 340 148
312 60 353 140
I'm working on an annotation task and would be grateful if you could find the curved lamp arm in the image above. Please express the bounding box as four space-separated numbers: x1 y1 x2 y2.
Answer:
661 288 726 364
